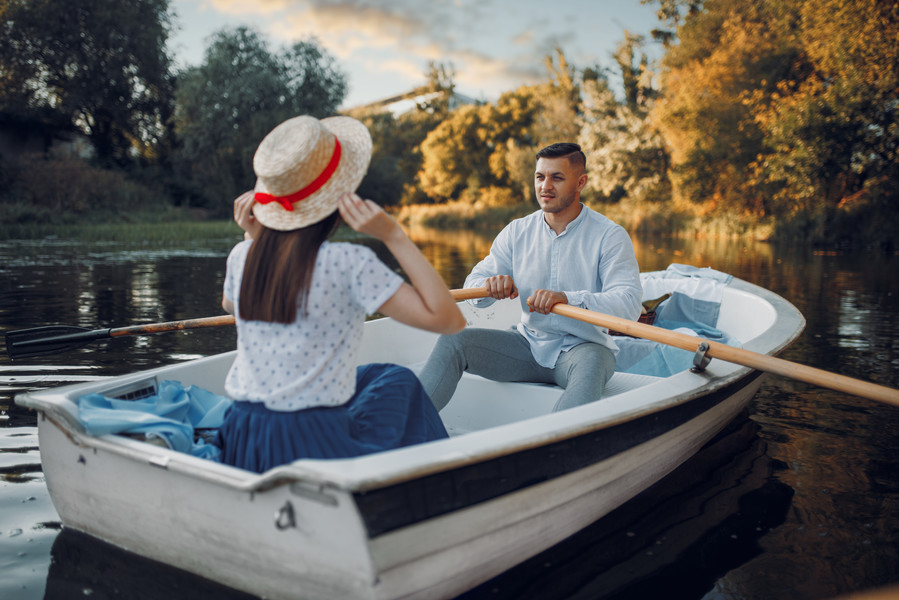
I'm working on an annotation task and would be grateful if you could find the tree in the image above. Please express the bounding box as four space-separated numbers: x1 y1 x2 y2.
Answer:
751 0 899 220
355 111 406 206
650 0 792 213
577 34 669 205
417 49 587 207
534 49 582 145
579 78 669 205
173 27 347 208
418 104 489 202
345 62 462 206
651 0 898 236
418 85 542 205
0 0 175 164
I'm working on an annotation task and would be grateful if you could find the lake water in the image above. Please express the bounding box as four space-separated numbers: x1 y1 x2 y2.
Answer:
1 225 897 600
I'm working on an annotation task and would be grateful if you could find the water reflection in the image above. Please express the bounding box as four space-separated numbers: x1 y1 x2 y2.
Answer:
45 530 256 600
404 225 496 288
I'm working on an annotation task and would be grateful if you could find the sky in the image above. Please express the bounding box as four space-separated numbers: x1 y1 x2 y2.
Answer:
168 0 665 110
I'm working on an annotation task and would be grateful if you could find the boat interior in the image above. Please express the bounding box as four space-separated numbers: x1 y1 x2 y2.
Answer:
30 277 782 447
357 282 777 437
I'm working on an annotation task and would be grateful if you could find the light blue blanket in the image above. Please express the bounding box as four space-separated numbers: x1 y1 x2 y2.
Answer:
614 264 740 377
77 380 232 460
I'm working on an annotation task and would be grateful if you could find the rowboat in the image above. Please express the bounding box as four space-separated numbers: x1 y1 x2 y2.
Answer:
15 268 806 600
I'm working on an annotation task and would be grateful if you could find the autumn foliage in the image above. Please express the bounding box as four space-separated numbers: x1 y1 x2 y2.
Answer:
1 0 896 245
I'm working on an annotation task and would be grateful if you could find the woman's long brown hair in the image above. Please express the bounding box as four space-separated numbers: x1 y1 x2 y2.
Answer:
238 211 341 323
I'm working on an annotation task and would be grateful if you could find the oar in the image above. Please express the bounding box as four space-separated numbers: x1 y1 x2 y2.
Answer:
557 303 899 407
5 316 236 360
461 287 899 407
7 288 899 408
4 288 490 360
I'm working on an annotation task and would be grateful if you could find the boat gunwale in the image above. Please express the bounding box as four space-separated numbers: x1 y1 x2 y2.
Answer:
17 276 805 494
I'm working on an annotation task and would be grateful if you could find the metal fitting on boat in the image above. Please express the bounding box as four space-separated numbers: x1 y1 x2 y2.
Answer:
275 501 296 530
691 342 712 372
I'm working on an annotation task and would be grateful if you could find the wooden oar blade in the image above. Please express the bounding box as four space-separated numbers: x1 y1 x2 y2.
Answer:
5 326 111 360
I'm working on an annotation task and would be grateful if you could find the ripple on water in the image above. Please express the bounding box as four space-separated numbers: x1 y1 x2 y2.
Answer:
0 428 60 600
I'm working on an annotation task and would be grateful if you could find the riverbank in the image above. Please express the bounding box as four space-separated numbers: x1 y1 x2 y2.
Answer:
395 198 898 250
1 159 894 250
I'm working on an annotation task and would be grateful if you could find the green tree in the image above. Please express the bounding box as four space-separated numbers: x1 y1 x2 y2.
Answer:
355 111 405 206
0 0 175 165
174 26 346 209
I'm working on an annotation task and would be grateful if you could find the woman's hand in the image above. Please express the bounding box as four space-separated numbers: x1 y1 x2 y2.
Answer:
337 192 402 243
234 190 262 240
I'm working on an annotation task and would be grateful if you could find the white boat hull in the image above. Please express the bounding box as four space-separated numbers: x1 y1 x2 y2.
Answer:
20 275 803 599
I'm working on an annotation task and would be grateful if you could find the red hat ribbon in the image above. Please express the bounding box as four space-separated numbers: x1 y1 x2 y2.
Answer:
254 137 342 212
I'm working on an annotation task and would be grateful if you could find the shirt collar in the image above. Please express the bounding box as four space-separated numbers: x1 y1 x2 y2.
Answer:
542 203 586 237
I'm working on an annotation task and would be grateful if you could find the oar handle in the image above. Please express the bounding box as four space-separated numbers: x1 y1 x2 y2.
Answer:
109 315 236 337
450 287 490 301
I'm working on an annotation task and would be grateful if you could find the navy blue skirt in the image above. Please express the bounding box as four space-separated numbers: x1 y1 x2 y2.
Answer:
217 363 448 473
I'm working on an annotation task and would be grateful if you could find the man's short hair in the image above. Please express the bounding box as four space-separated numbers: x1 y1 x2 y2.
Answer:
536 143 586 172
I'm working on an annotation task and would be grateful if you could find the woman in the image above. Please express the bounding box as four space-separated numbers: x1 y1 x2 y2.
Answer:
217 115 465 473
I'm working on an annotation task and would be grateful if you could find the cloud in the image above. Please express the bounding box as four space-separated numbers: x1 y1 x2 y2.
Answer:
201 0 545 99
206 0 293 16
209 0 433 47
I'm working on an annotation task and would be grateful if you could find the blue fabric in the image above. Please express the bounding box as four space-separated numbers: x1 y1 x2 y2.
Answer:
650 263 734 283
217 363 449 473
77 381 232 460
656 294 722 329
621 320 739 377
614 263 740 377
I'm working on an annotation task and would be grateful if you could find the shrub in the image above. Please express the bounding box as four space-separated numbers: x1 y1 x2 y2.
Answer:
0 155 170 225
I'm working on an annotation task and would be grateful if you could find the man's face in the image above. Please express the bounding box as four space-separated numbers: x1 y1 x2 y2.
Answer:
534 156 585 215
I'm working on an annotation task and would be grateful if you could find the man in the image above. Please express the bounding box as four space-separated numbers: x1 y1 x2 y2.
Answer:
418 142 643 412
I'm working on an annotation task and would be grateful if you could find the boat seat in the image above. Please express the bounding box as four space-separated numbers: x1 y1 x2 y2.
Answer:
432 369 664 436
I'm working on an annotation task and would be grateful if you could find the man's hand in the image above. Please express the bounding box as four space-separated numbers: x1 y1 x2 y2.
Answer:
526 289 567 314
234 190 262 240
484 275 518 300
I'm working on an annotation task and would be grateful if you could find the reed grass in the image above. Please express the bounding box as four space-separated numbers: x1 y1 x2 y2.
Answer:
0 216 370 245
394 199 781 241
0 215 241 243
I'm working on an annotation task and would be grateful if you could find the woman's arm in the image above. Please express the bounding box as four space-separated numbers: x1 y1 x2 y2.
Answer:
222 294 234 315
337 193 465 335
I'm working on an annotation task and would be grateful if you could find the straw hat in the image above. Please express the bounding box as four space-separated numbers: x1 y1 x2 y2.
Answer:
252 115 372 230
